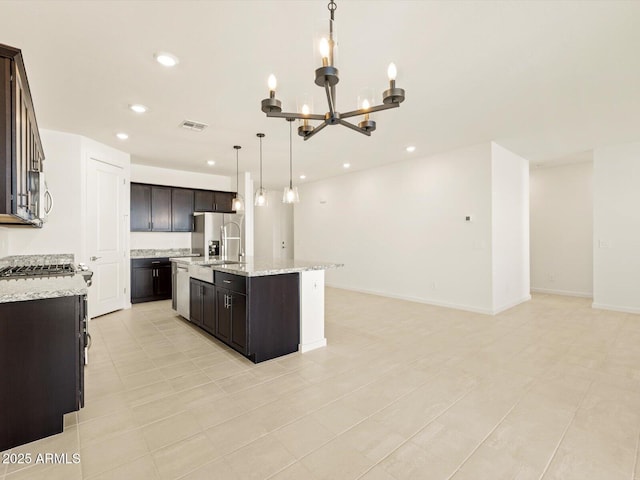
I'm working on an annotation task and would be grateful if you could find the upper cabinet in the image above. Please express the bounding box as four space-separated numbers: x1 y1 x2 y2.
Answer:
130 183 235 232
0 43 45 227
171 188 194 232
194 190 236 213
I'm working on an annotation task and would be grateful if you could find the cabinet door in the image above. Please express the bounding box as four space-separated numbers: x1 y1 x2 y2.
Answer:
130 183 152 231
171 188 194 232
202 282 215 334
131 267 154 303
155 264 172 298
151 186 172 231
214 191 235 213
215 288 231 342
14 67 29 221
0 58 10 215
189 279 202 325
230 293 247 354
194 190 214 212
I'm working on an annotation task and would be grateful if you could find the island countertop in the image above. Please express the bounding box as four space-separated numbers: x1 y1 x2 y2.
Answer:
170 256 343 277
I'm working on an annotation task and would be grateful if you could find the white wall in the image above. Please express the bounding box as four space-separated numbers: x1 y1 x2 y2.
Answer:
129 164 233 250
530 161 593 297
295 143 496 313
2 130 84 257
254 190 294 260
491 143 530 312
593 142 640 313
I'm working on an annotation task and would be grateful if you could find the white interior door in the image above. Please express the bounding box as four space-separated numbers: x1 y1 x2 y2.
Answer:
86 157 126 318
279 205 294 260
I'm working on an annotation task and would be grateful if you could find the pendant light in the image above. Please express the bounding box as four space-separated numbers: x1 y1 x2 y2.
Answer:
283 119 299 204
254 133 268 207
232 145 244 212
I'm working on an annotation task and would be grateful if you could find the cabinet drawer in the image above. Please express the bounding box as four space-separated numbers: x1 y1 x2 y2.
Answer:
131 257 170 269
215 271 246 294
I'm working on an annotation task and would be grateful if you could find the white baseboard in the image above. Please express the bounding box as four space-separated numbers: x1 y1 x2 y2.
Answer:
592 303 640 315
491 295 532 315
531 287 592 298
299 338 327 353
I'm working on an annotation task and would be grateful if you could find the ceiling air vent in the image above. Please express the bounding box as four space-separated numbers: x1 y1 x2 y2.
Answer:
180 120 208 132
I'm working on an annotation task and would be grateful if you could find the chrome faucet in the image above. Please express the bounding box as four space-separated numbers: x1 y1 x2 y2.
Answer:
221 221 243 260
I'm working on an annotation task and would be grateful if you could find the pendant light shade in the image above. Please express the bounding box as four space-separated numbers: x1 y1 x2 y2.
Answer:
283 120 300 204
232 145 244 212
254 133 268 207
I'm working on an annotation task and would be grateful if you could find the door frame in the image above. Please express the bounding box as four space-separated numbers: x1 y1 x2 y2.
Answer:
80 140 131 317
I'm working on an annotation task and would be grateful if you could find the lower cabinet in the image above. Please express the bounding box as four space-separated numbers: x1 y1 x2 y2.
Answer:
190 278 215 334
215 286 247 355
185 271 300 363
0 295 85 451
131 258 172 303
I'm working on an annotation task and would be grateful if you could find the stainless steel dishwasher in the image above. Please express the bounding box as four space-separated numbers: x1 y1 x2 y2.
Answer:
176 264 190 319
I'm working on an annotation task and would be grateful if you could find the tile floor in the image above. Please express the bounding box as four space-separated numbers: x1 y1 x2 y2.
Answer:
2 289 640 480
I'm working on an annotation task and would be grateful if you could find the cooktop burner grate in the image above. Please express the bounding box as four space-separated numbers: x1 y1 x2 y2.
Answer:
0 263 76 279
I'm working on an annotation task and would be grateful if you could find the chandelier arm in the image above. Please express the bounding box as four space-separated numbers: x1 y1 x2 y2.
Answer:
337 119 371 136
302 120 329 141
341 103 400 119
324 83 336 117
266 111 326 121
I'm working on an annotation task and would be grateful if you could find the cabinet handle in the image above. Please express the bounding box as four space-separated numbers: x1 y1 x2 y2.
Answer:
151 261 160 264
223 280 231 284
150 221 153 229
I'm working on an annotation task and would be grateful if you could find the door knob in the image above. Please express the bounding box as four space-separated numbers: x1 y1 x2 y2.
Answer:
90 256 101 261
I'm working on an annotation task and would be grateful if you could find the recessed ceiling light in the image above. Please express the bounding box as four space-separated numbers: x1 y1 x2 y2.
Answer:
406 145 416 153
343 163 351 169
207 160 215 166
154 52 179 67
129 104 148 114
116 132 129 140
299 174 306 179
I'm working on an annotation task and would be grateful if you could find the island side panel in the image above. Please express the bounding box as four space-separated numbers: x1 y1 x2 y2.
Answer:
248 273 300 363
299 270 327 353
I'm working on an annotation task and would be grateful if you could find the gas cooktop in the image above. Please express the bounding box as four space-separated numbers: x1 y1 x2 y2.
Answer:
0 264 76 279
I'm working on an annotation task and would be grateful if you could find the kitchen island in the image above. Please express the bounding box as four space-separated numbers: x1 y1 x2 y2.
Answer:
171 256 342 361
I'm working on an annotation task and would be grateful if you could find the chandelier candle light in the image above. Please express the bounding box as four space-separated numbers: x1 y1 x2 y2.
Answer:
261 0 405 140
283 119 299 204
254 133 268 207
232 145 244 212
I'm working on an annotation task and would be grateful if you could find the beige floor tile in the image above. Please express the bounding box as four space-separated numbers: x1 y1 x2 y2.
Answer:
167 371 212 392
84 455 159 480
187 395 247 430
78 409 137 447
274 415 335 459
203 415 269 458
299 437 374 480
176 457 240 480
379 440 457 480
5 463 82 480
542 449 629 480
224 435 296 480
266 461 320 480
337 418 406 463
357 465 398 480
151 434 216 480
79 428 149 478
141 411 202 452
310 399 369 435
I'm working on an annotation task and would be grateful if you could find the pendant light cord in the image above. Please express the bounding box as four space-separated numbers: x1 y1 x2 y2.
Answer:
236 148 239 192
259 136 263 190
289 121 293 189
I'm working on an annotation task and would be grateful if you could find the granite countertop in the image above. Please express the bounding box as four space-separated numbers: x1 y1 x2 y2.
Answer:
170 256 343 277
131 248 199 259
0 275 88 303
0 253 87 303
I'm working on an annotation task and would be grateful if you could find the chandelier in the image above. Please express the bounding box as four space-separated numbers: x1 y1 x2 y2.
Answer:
261 0 406 140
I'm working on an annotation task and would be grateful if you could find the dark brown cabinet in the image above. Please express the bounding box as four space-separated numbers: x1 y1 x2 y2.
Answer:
190 278 215 334
213 271 299 363
171 188 194 232
194 189 236 213
130 183 151 231
0 43 45 227
131 258 172 303
130 183 172 232
0 295 85 451
131 183 234 232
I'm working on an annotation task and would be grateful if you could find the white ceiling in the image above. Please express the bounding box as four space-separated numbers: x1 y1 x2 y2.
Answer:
1 0 639 188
